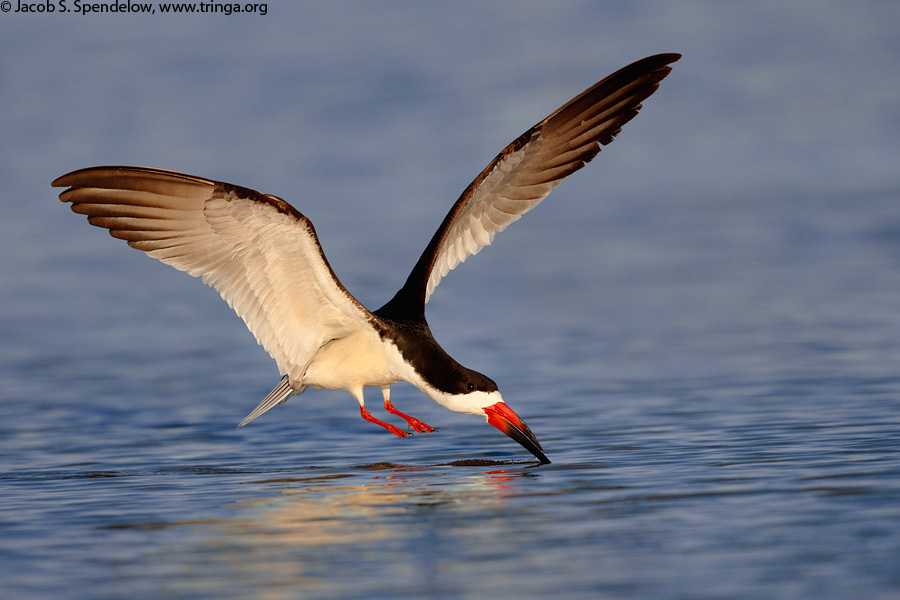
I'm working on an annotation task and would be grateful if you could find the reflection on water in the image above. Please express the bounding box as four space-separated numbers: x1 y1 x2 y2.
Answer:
241 465 524 537
80 463 546 599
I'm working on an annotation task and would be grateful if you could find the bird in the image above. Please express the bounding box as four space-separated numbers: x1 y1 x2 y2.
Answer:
53 53 680 464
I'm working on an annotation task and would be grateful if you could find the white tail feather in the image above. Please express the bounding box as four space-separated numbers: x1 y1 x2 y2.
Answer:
238 376 305 427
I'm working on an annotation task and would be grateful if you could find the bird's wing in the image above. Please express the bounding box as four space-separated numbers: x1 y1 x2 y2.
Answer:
391 53 680 309
54 166 376 385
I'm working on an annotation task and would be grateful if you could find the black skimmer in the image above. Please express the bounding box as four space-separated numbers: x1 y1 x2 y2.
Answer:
54 53 680 464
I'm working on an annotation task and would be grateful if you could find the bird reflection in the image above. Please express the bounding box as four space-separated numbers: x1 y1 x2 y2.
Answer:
173 464 537 593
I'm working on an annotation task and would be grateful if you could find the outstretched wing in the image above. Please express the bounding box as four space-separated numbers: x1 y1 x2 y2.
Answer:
386 53 680 312
53 166 376 386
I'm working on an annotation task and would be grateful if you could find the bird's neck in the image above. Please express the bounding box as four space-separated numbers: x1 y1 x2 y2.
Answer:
374 287 425 323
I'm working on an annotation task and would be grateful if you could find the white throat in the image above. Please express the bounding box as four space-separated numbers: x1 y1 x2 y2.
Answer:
418 384 503 416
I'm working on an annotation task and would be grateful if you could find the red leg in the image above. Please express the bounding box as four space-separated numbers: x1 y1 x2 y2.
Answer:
383 397 437 433
360 406 411 438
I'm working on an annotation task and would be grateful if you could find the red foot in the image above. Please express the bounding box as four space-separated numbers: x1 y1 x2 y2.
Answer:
360 406 410 438
384 400 437 433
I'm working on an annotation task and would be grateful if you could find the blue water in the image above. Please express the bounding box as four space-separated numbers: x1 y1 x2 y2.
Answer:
2 2 900 598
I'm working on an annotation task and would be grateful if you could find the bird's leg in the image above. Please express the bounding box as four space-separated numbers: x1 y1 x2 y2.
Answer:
381 387 437 433
360 405 411 438
352 387 411 438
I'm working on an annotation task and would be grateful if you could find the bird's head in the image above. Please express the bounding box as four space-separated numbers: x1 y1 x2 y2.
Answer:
398 336 550 463
417 368 550 464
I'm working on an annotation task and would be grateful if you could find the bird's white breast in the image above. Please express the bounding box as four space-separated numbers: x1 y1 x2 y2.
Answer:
302 328 410 392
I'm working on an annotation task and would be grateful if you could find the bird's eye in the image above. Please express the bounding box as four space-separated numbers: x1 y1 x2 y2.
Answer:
467 382 476 392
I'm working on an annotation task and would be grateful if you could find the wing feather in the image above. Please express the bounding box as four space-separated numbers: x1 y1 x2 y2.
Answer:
54 166 376 386
379 53 680 313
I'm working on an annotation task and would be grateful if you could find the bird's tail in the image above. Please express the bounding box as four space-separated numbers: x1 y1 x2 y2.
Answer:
238 375 305 427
